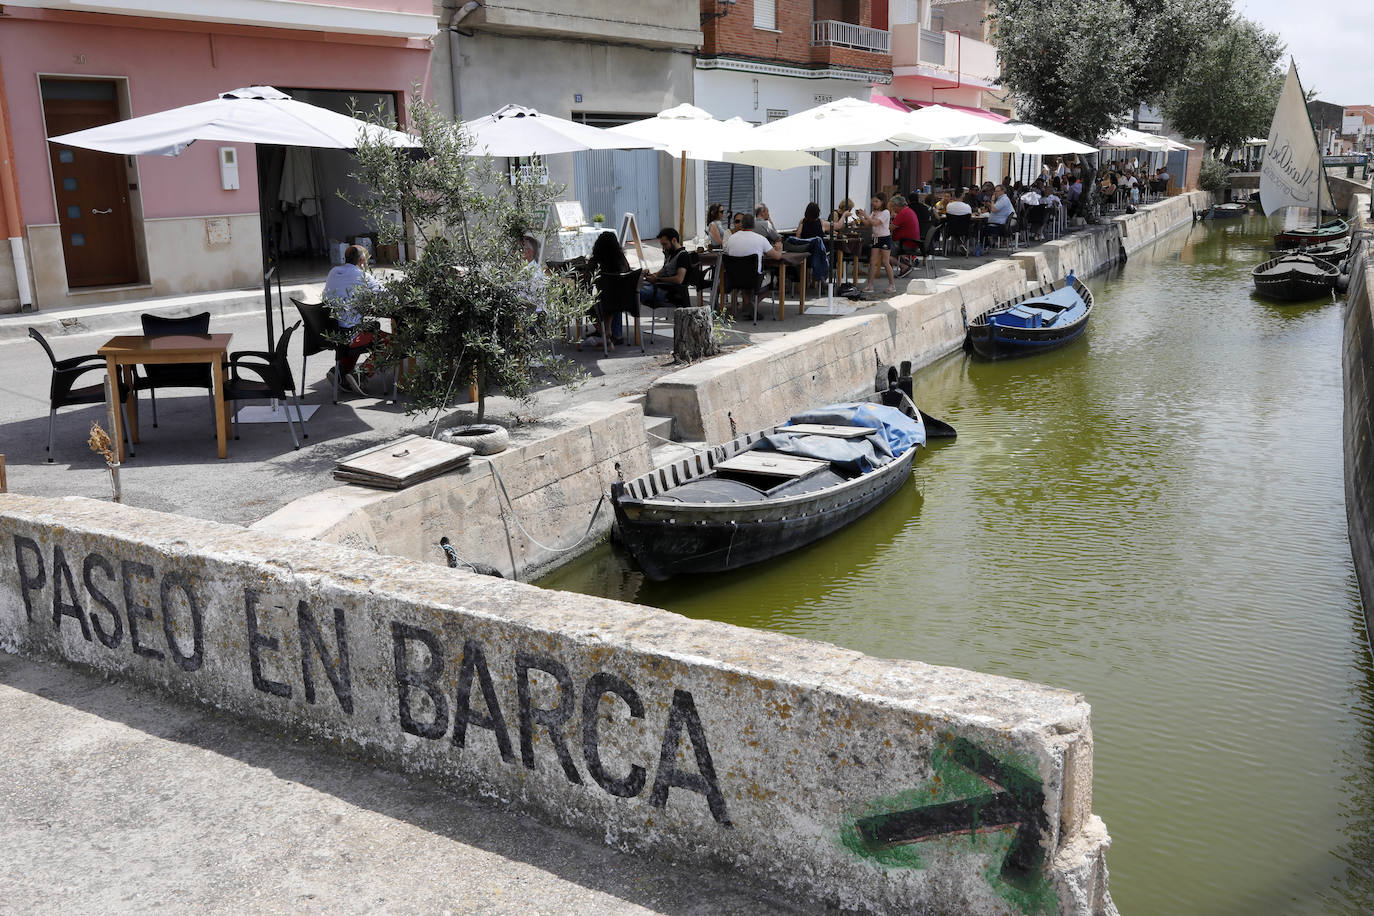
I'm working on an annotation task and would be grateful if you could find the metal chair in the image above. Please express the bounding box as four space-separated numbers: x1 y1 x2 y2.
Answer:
944 213 973 257
138 311 214 429
721 254 765 324
29 327 132 463
222 321 308 449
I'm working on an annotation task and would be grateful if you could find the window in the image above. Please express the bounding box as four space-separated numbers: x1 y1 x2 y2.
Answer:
754 0 776 30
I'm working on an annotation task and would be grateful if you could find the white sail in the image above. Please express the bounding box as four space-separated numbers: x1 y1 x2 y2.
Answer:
1260 61 1330 216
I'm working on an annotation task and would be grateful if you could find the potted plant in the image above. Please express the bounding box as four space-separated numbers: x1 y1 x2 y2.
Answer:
592 213 606 227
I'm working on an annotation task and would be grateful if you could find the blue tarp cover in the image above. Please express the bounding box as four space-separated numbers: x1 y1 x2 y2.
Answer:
756 402 926 474
991 284 1086 329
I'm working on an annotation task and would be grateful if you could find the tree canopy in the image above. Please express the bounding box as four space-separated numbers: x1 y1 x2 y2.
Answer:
1161 16 1286 158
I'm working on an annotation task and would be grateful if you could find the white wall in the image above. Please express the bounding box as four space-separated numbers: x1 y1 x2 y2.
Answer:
693 70 876 239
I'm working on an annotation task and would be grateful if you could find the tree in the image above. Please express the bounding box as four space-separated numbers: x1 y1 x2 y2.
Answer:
991 0 1226 221
1161 16 1285 160
343 97 592 420
990 0 1147 222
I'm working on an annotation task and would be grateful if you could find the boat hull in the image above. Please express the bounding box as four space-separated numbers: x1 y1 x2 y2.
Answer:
1275 219 1349 250
1201 202 1247 219
613 447 916 580
964 276 1093 360
1251 254 1338 302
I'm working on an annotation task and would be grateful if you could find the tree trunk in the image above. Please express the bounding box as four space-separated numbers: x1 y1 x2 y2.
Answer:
1080 154 1101 225
672 306 719 363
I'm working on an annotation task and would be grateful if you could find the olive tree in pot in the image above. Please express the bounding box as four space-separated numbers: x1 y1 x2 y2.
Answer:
342 96 593 423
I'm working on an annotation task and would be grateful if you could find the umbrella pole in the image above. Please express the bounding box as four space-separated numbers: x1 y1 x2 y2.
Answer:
679 152 686 239
828 148 836 307
727 163 735 220
257 145 277 351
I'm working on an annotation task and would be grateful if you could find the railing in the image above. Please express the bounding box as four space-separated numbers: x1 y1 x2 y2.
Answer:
811 19 890 54
918 27 945 65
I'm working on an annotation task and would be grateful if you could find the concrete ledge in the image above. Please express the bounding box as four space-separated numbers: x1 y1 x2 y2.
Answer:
252 399 653 581
1 493 1113 914
1341 192 1374 653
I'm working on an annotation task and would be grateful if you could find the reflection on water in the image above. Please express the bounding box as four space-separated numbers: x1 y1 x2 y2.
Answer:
539 211 1374 914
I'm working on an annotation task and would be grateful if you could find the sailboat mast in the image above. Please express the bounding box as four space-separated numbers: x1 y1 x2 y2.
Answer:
1293 60 1323 229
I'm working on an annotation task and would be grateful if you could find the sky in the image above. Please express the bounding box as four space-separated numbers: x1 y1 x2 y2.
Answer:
1234 0 1373 104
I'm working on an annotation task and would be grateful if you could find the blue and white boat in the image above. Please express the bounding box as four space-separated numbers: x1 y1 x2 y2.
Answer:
964 272 1093 360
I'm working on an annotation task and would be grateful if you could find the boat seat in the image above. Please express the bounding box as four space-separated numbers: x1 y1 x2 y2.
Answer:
767 468 847 498
660 477 767 504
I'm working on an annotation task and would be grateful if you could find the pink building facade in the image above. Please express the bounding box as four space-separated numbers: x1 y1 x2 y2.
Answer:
0 1 437 312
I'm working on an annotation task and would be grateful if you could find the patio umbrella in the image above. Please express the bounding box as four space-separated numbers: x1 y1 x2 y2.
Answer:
462 104 662 157
608 104 823 235
903 104 1041 152
1099 127 1188 153
48 86 418 156
1003 124 1098 156
49 86 421 348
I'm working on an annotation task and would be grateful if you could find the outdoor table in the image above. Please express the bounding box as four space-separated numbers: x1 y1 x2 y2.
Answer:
830 236 863 285
98 333 233 462
768 250 809 319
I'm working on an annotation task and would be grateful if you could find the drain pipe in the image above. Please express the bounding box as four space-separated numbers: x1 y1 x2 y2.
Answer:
0 66 33 310
442 1 481 121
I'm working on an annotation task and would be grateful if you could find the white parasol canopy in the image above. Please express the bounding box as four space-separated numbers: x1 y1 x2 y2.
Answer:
1003 124 1098 156
608 104 823 169
48 86 419 156
903 104 1040 152
1100 127 1189 153
462 104 662 157
749 98 938 152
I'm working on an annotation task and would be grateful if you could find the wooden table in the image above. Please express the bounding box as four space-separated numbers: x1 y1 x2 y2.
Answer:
699 249 809 319
98 333 233 461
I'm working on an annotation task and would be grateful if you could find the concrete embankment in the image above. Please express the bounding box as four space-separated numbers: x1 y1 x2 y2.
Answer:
1340 189 1374 650
1 493 1114 914
260 191 1206 578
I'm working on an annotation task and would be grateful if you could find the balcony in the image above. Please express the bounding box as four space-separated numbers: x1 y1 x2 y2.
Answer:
812 19 890 54
891 24 1000 87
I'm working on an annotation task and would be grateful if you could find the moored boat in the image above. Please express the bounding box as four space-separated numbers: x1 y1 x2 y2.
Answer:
1296 236 1353 269
1275 218 1349 250
964 272 1093 360
611 396 931 580
1251 253 1338 301
1199 201 1248 220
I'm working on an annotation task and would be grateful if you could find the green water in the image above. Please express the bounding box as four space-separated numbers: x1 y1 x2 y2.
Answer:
541 214 1374 914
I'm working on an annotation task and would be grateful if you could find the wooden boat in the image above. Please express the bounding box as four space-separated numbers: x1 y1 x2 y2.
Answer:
1275 218 1349 250
1198 201 1248 220
1299 236 1353 268
964 273 1093 360
611 395 930 580
1251 253 1338 301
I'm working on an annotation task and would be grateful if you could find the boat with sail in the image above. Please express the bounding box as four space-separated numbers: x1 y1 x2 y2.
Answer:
1260 61 1338 251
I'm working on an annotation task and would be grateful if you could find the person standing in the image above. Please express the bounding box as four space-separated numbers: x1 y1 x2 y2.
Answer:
858 193 894 294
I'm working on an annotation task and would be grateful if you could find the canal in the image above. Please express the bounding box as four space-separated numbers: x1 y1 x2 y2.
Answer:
541 213 1374 914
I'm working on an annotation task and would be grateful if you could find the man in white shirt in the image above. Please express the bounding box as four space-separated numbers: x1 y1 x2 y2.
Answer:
723 213 781 308
944 196 973 217
322 244 383 394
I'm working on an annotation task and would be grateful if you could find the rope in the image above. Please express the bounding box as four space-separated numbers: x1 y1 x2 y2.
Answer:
485 459 609 555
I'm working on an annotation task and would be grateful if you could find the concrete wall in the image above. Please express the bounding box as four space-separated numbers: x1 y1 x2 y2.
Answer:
1340 191 1374 653
0 492 1114 914
252 400 653 581
650 192 1206 444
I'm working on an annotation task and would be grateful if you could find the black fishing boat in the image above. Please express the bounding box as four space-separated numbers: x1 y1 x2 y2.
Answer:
964 272 1093 360
1299 236 1353 269
1198 201 1248 220
611 394 935 580
1275 218 1349 250
1251 253 1338 301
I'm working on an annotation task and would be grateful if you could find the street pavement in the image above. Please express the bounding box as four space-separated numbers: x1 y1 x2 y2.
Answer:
0 651 798 915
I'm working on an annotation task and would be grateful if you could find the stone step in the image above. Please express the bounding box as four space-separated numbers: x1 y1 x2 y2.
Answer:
642 413 674 446
651 440 706 469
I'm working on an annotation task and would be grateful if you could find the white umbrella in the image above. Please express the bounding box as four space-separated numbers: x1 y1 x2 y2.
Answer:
1003 124 1098 156
1100 127 1188 153
463 104 661 157
903 104 1040 151
749 98 937 152
48 86 421 349
608 104 823 235
48 86 419 156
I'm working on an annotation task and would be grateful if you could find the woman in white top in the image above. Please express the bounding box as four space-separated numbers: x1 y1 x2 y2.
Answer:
859 193 895 294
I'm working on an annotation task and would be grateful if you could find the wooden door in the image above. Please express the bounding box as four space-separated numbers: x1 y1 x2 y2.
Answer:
41 81 139 287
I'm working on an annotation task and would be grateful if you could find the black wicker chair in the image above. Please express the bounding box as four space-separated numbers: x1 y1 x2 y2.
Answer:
29 327 132 462
138 311 214 429
221 321 308 449
593 268 645 354
721 254 766 324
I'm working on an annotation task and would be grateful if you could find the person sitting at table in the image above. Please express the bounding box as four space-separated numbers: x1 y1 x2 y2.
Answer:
943 192 974 256
323 243 383 394
889 194 921 277
795 201 829 239
639 227 690 312
984 185 1014 247
933 190 952 220
754 203 781 244
830 197 856 229
707 202 730 248
587 230 630 346
723 213 781 311
857 193 894 294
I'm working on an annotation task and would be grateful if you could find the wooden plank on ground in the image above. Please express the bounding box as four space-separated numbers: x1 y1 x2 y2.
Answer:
333 434 473 489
